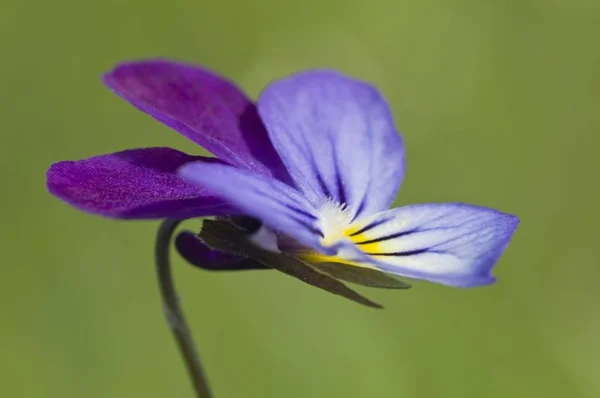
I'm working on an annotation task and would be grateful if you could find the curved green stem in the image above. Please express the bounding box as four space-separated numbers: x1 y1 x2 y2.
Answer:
155 219 213 398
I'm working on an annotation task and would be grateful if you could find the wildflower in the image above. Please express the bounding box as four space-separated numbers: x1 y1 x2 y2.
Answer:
47 60 519 301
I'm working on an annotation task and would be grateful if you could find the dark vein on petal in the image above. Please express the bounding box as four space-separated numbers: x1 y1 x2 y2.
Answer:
279 202 318 221
353 198 367 222
275 125 322 198
348 217 390 237
316 172 333 199
288 214 324 237
250 184 317 221
334 157 347 207
328 132 347 206
353 117 374 221
354 229 419 245
366 248 447 257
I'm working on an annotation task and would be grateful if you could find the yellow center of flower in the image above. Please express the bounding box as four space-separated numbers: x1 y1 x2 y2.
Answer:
299 200 383 268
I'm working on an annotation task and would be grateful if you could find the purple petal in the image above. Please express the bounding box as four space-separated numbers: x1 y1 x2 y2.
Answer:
47 147 236 219
175 231 268 270
178 161 334 254
340 203 519 287
103 60 289 180
257 70 404 219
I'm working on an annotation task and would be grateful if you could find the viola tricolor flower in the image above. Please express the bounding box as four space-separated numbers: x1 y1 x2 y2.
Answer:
47 59 519 295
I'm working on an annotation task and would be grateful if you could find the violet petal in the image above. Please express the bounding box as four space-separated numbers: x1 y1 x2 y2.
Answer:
47 147 236 219
103 59 289 181
176 231 268 271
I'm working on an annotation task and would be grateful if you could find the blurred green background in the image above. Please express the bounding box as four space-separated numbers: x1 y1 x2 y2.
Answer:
2 0 599 397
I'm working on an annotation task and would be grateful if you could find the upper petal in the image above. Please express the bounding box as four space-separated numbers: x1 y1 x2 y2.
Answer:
103 60 289 180
178 161 334 254
257 70 405 218
339 203 519 287
47 147 235 219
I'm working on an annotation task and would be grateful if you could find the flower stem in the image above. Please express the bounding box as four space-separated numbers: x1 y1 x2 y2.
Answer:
155 219 213 398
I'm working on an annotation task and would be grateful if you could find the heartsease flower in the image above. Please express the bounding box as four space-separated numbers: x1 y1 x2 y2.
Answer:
47 59 519 291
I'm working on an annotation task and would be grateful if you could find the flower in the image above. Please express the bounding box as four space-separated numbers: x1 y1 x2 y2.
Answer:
47 59 519 289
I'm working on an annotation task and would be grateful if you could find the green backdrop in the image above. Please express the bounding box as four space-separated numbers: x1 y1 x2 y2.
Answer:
2 0 599 397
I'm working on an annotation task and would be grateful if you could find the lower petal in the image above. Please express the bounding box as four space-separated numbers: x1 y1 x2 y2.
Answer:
340 203 519 287
47 147 236 219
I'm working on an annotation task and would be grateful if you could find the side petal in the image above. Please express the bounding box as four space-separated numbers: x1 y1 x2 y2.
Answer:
341 203 519 287
47 147 235 219
175 231 268 270
257 70 404 218
178 161 333 254
103 60 289 180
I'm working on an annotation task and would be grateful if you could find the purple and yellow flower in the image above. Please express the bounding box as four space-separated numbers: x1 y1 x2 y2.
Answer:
47 60 519 292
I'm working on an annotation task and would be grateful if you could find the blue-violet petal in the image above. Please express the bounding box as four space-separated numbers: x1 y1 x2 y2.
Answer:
178 161 334 254
257 70 405 219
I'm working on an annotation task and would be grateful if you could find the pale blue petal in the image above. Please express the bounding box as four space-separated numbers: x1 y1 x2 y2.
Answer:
257 70 405 219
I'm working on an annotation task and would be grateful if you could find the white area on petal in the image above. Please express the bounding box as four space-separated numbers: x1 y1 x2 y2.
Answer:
317 200 353 247
249 225 281 253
